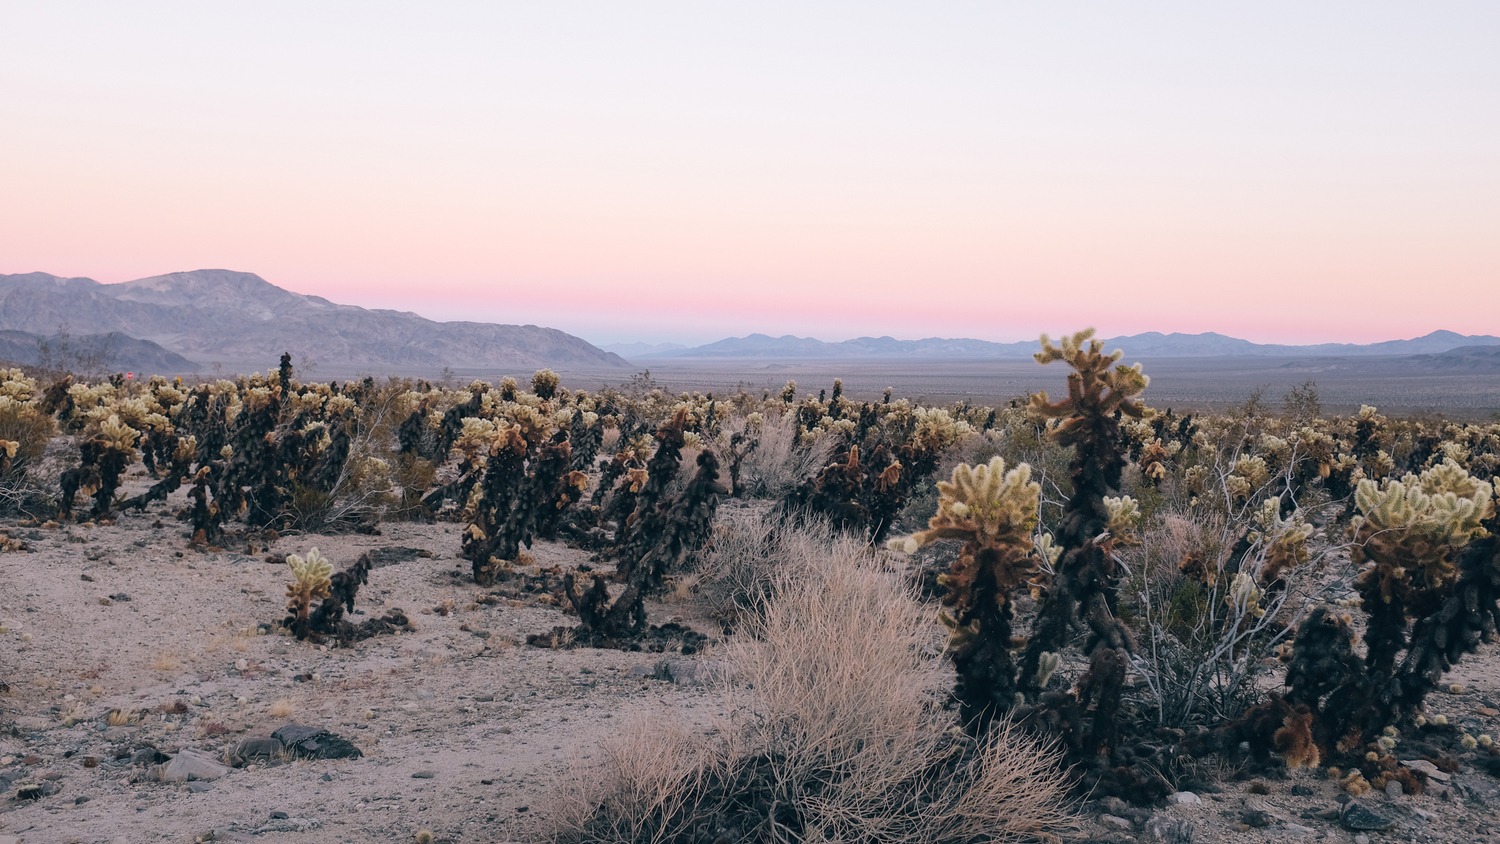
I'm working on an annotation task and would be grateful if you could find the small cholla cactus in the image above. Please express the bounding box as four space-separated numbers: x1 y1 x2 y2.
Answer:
1102 495 1142 547
531 369 561 402
285 548 333 634
1227 456 1271 502
1249 497 1315 585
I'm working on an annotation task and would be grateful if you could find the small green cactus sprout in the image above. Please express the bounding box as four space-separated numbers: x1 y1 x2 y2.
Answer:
1035 651 1062 689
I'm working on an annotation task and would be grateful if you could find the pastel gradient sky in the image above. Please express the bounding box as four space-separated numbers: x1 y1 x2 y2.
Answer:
2 2 1496 346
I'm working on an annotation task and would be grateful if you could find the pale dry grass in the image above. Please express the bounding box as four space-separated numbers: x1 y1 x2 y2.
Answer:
737 413 836 498
541 530 1075 844
685 514 861 619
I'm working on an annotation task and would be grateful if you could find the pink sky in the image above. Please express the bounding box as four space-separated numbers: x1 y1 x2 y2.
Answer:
2 3 1496 346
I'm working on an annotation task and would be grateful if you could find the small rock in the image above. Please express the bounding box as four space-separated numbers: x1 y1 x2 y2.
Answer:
1340 801 1395 831
185 781 214 793
1354 835 1370 844
1282 822 1315 837
412 770 436 779
1099 814 1133 831
1290 784 1315 796
1098 796 1130 816
474 694 494 702
1383 779 1404 799
229 737 284 767
1168 791 1202 805
253 817 320 834
1402 759 1449 782
1144 815 1194 843
1240 809 1273 828
156 749 230 783
270 811 289 819
109 593 131 602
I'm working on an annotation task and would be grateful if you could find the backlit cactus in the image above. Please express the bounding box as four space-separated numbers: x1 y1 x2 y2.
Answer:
894 456 1044 728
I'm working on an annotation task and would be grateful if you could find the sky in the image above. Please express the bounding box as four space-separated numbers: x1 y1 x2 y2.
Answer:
1 2 1497 347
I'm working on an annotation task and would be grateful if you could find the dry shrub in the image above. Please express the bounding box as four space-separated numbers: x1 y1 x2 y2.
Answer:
686 514 859 619
738 413 835 498
541 538 1074 843
0 398 56 511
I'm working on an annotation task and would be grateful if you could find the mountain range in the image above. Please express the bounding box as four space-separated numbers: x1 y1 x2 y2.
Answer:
0 270 628 374
629 330 1500 361
0 330 195 373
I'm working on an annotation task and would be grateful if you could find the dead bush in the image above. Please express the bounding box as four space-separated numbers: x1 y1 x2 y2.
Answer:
738 412 835 498
541 538 1074 843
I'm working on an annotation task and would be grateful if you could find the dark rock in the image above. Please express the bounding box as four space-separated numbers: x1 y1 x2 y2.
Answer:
1097 796 1131 817
412 770 436 779
1290 784 1315 797
1340 801 1395 831
130 747 170 766
109 593 130 602
272 724 362 760
270 811 289 819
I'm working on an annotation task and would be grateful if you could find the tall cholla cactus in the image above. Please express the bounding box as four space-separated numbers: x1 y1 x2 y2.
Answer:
1018 329 1152 787
285 547 333 635
893 456 1044 730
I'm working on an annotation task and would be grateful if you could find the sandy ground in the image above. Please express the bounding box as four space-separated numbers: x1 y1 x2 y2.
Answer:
0 510 727 844
4 494 1500 843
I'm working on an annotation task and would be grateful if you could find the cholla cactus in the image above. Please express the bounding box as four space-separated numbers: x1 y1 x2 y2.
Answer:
1027 329 1150 446
1227 456 1270 502
1103 495 1142 547
1008 330 1162 795
531 369 561 401
1276 457 1500 770
285 547 333 634
895 456 1044 728
1248 498 1314 585
59 414 140 520
1351 461 1493 597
